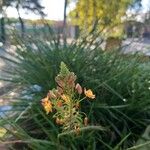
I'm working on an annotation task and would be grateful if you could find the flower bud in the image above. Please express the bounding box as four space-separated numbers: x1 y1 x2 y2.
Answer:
59 119 64 125
55 77 65 88
75 102 80 109
75 126 80 135
67 73 76 88
57 100 63 107
75 83 82 94
84 117 88 126
61 94 70 103
57 86 63 94
56 118 60 124
47 90 57 99
54 89 61 98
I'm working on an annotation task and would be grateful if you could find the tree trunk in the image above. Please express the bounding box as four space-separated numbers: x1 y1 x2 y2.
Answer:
105 37 122 51
17 7 25 38
0 16 5 43
75 25 79 39
63 0 68 46
19 16 25 38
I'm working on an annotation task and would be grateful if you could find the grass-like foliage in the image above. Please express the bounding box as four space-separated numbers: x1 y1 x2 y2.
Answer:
0 34 150 149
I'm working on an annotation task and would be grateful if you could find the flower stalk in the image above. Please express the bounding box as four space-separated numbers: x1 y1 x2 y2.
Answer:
41 62 95 133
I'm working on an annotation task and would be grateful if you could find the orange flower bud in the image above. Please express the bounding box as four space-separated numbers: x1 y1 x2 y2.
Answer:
75 83 82 94
67 73 76 88
56 118 60 124
57 86 63 94
59 119 64 125
56 118 64 125
47 90 57 99
54 89 61 98
55 77 65 88
61 94 70 103
75 126 80 135
75 102 80 109
57 100 63 107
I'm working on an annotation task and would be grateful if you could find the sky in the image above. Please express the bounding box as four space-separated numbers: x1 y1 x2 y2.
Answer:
142 0 150 12
5 0 150 20
6 0 74 20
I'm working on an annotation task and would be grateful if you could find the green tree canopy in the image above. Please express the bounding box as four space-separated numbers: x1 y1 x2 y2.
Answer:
69 0 141 37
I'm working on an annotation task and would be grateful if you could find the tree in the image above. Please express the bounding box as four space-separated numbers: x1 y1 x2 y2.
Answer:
0 0 14 43
63 0 68 46
0 0 45 42
15 0 45 38
16 1 25 38
69 0 141 37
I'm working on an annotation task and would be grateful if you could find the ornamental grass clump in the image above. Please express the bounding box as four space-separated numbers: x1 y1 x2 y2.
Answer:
41 62 95 133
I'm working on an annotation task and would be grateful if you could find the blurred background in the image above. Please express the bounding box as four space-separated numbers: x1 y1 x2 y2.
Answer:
0 0 150 150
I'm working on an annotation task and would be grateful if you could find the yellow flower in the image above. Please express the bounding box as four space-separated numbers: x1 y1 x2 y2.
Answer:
84 88 95 99
41 97 52 114
61 94 70 103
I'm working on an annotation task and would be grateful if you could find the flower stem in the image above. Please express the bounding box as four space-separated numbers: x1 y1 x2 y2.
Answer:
58 125 106 138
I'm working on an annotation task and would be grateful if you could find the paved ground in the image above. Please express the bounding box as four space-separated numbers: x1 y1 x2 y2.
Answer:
122 38 150 56
0 47 17 107
0 48 16 149
0 45 17 89
0 145 7 150
0 48 11 94
0 48 6 88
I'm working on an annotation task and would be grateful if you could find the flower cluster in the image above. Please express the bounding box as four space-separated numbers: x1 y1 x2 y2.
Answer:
41 62 95 133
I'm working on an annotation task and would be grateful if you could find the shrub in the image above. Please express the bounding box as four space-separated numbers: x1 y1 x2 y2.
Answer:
0 35 150 149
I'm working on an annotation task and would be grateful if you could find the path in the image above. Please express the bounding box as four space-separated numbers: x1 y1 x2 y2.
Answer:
122 38 150 56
